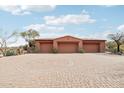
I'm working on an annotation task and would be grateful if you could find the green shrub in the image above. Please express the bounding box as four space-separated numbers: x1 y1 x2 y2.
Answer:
30 46 38 53
108 47 123 54
78 48 85 53
106 41 124 54
52 48 58 53
29 40 35 48
120 45 124 53
22 45 28 50
106 41 117 53
5 50 16 56
110 48 117 53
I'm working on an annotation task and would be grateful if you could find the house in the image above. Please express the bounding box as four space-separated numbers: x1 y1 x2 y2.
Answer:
35 36 106 53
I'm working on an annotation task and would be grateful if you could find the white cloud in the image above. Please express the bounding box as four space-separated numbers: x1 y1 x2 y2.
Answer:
39 33 69 38
24 24 46 31
84 30 113 39
102 30 113 38
117 24 124 31
0 5 56 15
24 24 64 32
44 13 96 25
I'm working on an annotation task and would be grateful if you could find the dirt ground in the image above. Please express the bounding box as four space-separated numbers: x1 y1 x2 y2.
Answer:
0 53 124 88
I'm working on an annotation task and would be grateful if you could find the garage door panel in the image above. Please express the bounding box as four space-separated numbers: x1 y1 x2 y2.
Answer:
40 43 53 53
83 43 99 53
58 42 78 53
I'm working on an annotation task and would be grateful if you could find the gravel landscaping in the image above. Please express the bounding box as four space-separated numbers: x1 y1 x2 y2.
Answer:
0 53 124 88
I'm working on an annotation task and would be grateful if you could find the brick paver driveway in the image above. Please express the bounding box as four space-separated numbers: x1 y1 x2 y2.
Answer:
0 53 124 88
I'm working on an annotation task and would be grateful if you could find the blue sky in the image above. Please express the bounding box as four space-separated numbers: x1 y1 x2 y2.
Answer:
0 5 124 46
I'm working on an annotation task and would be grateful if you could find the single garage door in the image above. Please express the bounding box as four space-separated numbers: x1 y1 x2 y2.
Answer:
40 42 53 53
83 43 99 53
58 42 78 53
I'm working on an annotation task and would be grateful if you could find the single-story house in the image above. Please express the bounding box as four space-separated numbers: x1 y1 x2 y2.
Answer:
35 35 106 53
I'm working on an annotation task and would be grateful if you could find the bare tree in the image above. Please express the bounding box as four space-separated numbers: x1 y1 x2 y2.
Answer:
108 32 124 53
0 29 18 56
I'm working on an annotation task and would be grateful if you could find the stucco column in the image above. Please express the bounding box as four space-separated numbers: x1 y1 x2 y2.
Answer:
82 40 84 49
99 42 105 52
53 41 58 49
78 41 83 49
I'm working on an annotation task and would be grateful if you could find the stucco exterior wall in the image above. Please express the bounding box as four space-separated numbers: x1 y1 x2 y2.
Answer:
35 36 106 53
99 41 106 52
35 41 41 53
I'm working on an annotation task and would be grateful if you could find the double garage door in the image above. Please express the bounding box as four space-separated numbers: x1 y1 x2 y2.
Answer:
58 42 78 53
83 43 100 53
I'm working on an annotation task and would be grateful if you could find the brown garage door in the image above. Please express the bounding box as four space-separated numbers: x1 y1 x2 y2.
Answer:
58 42 78 53
83 43 99 53
40 42 53 53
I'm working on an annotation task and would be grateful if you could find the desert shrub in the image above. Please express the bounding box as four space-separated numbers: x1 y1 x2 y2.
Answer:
26 40 38 53
26 46 38 53
120 45 124 53
106 41 119 53
52 48 58 53
106 41 124 54
22 45 28 50
107 47 123 54
109 47 117 53
106 41 116 48
16 48 21 55
78 48 85 53
30 46 37 53
16 48 24 55
22 41 37 53
5 49 16 56
29 40 35 48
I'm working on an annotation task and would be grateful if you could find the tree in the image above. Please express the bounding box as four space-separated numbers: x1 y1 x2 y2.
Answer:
108 32 124 53
20 29 39 45
0 29 18 56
